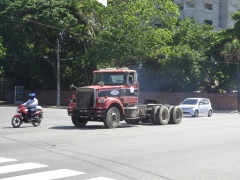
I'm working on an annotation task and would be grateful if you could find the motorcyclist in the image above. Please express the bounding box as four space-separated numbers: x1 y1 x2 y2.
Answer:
22 93 38 120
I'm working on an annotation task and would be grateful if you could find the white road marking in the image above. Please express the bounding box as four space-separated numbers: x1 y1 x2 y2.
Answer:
0 158 17 163
0 158 115 180
0 163 48 174
87 178 116 180
0 169 85 180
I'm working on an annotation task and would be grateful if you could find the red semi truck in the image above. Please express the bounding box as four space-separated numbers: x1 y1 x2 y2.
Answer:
67 67 183 128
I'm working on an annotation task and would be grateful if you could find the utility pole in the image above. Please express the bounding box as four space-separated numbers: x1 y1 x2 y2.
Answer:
57 38 60 107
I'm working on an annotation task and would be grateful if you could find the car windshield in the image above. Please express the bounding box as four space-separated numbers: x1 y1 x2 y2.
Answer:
93 73 125 85
181 99 198 105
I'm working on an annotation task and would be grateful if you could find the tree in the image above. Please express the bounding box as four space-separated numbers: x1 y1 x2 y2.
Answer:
0 0 106 89
153 18 216 92
221 39 240 112
0 36 5 58
87 0 179 68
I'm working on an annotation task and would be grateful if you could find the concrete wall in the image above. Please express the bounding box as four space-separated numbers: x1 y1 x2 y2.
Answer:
5 90 237 110
138 91 237 110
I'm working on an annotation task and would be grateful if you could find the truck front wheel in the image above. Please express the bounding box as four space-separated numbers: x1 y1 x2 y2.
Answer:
72 117 88 127
104 107 120 128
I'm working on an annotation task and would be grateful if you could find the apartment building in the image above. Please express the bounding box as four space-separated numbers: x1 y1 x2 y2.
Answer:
173 0 240 31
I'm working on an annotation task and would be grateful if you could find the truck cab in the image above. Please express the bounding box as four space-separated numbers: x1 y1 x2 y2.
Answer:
67 67 139 128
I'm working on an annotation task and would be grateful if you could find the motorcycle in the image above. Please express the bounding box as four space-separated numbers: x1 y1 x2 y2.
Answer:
12 104 43 128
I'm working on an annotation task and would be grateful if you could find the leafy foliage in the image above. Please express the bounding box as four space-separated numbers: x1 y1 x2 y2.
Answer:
0 0 238 94
0 0 105 89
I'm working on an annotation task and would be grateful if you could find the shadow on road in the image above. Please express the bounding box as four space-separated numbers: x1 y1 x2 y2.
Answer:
2 126 29 129
49 124 136 130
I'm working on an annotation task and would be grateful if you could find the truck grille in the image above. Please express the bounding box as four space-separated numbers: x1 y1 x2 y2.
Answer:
76 88 95 108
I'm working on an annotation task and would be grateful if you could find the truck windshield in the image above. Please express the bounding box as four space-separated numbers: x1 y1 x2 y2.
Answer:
93 73 125 85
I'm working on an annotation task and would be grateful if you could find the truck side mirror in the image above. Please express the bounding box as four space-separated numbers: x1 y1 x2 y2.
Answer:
70 84 77 90
129 75 133 83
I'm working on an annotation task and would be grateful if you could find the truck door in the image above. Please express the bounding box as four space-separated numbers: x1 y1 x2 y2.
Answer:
123 72 138 104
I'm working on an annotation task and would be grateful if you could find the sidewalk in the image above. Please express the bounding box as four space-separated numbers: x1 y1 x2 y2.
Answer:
213 110 238 114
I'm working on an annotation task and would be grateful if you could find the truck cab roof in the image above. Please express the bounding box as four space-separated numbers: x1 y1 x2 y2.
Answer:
93 68 136 73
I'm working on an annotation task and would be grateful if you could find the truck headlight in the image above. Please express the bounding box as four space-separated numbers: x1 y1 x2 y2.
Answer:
98 98 106 103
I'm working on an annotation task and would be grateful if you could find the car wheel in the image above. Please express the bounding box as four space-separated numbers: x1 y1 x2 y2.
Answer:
192 110 199 117
208 110 212 117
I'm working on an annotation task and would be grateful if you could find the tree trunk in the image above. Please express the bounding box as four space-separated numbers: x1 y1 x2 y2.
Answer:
83 41 89 86
85 62 89 86
237 62 240 112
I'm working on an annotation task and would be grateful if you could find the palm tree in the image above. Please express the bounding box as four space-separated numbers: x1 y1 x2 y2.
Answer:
221 39 240 112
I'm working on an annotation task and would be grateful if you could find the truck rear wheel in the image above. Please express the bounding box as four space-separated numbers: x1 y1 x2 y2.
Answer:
104 107 120 128
72 117 88 127
157 106 169 125
151 106 159 125
169 106 183 124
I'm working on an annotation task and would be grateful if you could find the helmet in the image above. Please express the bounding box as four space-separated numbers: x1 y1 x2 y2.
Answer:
29 93 36 100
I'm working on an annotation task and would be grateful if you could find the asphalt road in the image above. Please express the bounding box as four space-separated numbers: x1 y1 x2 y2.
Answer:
0 105 240 180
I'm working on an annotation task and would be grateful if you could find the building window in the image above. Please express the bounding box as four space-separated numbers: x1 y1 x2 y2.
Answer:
179 5 183 10
204 20 213 25
205 3 212 10
185 2 194 8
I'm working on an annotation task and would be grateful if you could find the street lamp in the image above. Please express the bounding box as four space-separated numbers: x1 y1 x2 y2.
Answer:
43 38 73 107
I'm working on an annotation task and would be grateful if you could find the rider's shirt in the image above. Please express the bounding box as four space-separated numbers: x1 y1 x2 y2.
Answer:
22 98 38 109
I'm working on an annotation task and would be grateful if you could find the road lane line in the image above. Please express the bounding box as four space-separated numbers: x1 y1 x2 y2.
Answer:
0 169 85 180
0 158 17 163
0 163 48 174
87 177 116 180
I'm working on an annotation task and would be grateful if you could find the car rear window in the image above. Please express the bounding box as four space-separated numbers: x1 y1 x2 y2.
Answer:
182 99 198 105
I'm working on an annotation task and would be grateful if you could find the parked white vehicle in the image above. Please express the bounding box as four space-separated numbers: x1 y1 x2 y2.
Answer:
179 98 213 117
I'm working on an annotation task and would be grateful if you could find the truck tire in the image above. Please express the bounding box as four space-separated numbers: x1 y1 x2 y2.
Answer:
104 107 120 128
151 106 159 125
157 106 170 125
169 106 183 124
168 106 174 114
72 117 88 127
125 119 140 124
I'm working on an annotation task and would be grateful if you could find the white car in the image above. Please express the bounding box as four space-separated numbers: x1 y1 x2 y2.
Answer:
179 98 213 117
